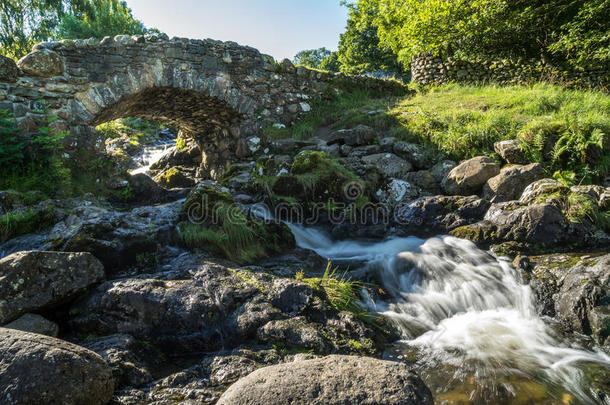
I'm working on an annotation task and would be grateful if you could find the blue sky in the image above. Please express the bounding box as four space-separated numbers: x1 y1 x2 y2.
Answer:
126 0 349 60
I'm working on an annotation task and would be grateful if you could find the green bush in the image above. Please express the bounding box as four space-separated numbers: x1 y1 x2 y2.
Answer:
0 108 72 195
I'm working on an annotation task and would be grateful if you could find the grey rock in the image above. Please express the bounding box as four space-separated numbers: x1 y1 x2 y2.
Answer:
494 139 528 164
393 141 429 169
3 313 59 337
554 255 610 345
394 195 490 237
0 328 114 405
362 153 412 179
519 178 567 204
217 355 433 405
483 163 544 202
0 55 19 82
430 160 456 182
84 334 153 388
335 125 376 146
0 251 104 324
257 317 328 352
17 49 64 77
442 156 500 195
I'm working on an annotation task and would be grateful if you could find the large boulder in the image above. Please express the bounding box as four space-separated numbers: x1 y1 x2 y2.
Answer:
49 200 182 271
554 255 610 346
494 140 528 164
0 55 19 82
483 163 544 202
70 258 385 357
331 125 376 146
526 254 610 346
84 334 153 388
0 328 114 405
17 49 63 77
0 251 104 324
519 178 567 204
217 355 433 405
442 156 500 196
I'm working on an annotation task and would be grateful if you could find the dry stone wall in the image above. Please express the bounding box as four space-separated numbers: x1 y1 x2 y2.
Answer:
411 54 609 88
0 34 406 177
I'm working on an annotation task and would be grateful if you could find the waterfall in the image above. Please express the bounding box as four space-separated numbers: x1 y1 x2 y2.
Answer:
289 223 610 404
129 138 176 176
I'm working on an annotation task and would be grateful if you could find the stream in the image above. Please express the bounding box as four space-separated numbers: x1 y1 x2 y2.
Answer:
289 224 610 404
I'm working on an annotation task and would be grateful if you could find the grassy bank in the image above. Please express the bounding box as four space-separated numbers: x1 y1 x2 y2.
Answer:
266 83 610 185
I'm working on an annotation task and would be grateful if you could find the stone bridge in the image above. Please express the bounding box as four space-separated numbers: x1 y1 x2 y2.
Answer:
0 34 406 177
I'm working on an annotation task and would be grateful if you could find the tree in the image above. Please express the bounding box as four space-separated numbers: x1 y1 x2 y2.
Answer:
0 0 157 60
337 0 401 74
57 0 155 40
549 0 610 66
0 0 65 59
367 0 606 68
293 47 334 69
320 52 341 72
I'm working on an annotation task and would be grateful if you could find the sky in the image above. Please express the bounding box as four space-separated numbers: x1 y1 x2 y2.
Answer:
126 0 349 61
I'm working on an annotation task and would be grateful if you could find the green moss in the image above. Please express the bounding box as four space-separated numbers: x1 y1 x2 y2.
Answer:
277 151 364 203
0 208 55 243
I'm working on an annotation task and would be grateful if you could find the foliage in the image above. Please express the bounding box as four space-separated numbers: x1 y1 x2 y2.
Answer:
96 117 165 144
548 0 610 67
0 107 72 195
180 188 290 264
57 0 156 40
0 0 157 59
346 0 609 68
0 0 64 59
0 207 55 243
0 110 24 168
337 0 402 75
293 47 339 72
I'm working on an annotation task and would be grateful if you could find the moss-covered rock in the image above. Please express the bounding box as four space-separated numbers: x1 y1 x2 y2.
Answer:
153 167 195 188
272 151 365 204
180 181 294 264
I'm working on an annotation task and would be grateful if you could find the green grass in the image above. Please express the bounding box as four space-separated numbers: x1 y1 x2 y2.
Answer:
267 83 610 185
261 91 401 140
296 261 378 325
390 83 610 183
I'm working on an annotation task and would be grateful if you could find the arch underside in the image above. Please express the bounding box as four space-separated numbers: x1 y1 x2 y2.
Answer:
92 87 244 136
92 87 247 179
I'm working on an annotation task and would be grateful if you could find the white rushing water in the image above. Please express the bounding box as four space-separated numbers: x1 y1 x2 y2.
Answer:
288 224 610 404
129 140 175 176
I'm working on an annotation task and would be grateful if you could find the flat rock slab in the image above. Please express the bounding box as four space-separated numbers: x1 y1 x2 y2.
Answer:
0 328 114 405
217 355 433 405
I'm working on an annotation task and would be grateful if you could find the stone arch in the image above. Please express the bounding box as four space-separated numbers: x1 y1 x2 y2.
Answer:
86 86 248 178
73 62 259 178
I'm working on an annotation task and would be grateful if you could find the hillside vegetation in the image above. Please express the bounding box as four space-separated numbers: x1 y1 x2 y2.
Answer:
265 83 609 186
